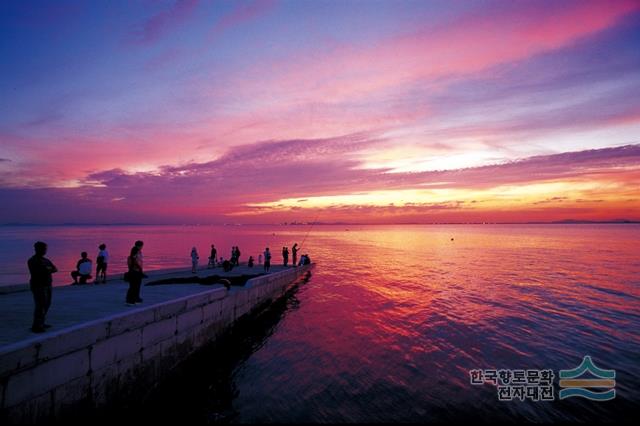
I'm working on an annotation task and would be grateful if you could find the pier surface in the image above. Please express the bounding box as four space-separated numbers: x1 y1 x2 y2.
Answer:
0 263 313 423
0 264 290 347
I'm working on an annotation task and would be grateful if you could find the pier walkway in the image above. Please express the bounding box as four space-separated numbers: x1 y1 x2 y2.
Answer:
0 263 313 423
0 264 293 348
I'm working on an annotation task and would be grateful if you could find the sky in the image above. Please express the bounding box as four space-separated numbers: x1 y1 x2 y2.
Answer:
0 0 639 224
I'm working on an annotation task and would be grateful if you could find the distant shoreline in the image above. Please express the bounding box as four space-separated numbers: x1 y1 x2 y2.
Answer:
2 221 639 227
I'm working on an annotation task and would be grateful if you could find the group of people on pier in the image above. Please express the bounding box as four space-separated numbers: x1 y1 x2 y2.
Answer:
26 239 311 333
69 244 110 285
26 240 145 332
193 242 309 273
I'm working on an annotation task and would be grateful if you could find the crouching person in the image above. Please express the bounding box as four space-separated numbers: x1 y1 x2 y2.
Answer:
71 251 92 284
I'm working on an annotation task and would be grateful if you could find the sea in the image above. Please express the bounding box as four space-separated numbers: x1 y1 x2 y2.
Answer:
0 224 638 422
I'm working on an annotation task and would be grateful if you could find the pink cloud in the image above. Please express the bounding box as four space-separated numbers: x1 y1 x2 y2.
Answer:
230 0 639 103
4 139 638 223
4 1 639 193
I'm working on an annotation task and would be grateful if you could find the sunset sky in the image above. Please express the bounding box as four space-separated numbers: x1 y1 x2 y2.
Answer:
1 0 639 224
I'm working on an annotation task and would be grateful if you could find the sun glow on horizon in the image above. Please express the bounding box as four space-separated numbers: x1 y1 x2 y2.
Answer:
241 178 638 215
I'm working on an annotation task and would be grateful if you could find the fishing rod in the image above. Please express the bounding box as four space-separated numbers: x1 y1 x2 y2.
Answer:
298 214 320 253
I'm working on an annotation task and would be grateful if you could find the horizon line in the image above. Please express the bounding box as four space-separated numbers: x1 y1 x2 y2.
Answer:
2 220 639 227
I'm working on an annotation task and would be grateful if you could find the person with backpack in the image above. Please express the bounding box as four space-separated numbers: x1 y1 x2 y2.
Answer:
125 246 144 306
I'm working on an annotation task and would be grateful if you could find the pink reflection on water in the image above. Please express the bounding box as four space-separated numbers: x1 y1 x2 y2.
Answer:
1 224 639 421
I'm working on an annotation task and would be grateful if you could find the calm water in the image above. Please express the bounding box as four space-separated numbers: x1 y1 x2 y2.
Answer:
1 224 639 422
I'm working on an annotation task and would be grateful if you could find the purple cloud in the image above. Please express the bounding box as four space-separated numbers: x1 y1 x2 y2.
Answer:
130 0 199 45
2 138 635 224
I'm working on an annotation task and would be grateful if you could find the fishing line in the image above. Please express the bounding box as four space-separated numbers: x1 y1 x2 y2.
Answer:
299 213 320 252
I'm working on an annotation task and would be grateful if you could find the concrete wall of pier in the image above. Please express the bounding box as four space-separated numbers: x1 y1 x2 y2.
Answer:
0 265 312 423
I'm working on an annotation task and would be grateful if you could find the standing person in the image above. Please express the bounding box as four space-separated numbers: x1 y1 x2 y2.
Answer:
258 253 263 265
248 256 254 267
230 247 236 266
71 252 92 284
282 246 289 266
28 241 57 333
126 246 144 306
96 243 109 283
191 247 199 273
235 246 241 266
263 247 271 272
208 244 217 268
134 240 144 274
292 243 299 267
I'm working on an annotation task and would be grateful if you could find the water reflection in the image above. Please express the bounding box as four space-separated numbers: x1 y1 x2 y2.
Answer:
1 224 638 422
121 273 309 424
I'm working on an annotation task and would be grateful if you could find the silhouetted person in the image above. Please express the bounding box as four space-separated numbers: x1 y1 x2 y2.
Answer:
258 254 263 265
208 244 217 268
222 259 233 272
282 246 289 266
292 243 299 267
126 246 144 306
230 246 236 266
191 247 199 273
248 256 254 267
263 247 271 272
28 241 57 333
96 243 109 284
135 240 144 270
71 251 92 284
235 246 241 266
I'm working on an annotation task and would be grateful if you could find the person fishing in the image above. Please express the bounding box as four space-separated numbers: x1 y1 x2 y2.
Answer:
291 243 299 267
293 217 317 268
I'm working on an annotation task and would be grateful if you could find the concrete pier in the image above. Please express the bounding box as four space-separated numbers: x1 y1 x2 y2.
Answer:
0 264 314 423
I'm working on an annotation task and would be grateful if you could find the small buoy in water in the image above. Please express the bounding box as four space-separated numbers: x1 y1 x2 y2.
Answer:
451 238 454 241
